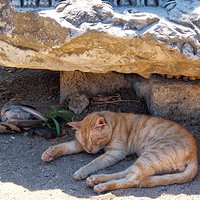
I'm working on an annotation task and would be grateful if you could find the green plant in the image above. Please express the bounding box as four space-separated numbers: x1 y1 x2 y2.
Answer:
45 106 74 137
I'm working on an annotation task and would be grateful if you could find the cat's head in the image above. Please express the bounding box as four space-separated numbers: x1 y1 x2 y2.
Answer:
67 112 112 154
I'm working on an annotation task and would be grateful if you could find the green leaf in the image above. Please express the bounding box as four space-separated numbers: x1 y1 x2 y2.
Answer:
51 117 61 137
44 107 74 137
46 123 52 129
56 110 74 115
46 108 73 118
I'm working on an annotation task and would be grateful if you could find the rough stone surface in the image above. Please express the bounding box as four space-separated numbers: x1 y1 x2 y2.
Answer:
68 93 89 114
60 71 132 102
133 75 200 124
0 0 199 78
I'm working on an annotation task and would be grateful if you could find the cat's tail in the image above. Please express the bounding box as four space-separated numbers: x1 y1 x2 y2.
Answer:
140 156 198 187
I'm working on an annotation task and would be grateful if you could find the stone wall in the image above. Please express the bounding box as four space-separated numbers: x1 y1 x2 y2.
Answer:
60 71 132 102
1 0 200 122
133 75 200 125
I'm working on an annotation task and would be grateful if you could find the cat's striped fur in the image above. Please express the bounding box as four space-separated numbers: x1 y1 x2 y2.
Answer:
42 111 198 193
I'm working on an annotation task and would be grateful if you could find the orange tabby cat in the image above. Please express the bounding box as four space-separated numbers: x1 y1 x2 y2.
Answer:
41 111 198 193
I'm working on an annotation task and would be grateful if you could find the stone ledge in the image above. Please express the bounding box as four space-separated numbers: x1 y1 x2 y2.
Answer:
0 0 199 79
133 75 200 125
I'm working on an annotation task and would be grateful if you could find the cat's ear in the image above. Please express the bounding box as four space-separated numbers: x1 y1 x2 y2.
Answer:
67 121 80 130
95 117 106 128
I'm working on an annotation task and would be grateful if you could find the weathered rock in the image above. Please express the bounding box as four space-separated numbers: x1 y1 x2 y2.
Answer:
60 71 132 102
68 93 90 114
133 75 200 125
0 0 199 78
67 93 89 114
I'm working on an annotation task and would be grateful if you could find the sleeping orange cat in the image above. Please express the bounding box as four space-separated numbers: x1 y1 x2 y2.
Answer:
41 111 198 193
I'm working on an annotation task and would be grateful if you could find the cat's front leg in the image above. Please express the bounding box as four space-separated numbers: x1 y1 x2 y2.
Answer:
41 140 83 162
73 150 127 180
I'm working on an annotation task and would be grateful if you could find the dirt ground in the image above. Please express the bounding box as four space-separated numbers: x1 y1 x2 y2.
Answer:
0 68 199 200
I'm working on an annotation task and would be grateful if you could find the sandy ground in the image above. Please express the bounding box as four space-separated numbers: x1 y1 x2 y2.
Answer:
0 68 199 200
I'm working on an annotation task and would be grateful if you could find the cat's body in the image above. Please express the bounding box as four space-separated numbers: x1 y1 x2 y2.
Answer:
42 111 198 193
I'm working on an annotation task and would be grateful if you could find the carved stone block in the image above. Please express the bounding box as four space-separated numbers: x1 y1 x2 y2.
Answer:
133 75 200 125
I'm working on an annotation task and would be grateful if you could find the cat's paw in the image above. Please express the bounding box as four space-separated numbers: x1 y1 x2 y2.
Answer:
73 167 89 180
86 175 100 187
41 146 60 162
86 176 108 193
93 184 106 193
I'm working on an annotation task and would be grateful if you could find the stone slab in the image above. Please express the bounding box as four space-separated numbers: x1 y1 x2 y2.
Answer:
0 0 199 78
60 71 132 102
133 75 200 124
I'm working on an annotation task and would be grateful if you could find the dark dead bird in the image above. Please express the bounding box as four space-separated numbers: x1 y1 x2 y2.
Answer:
0 104 47 133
